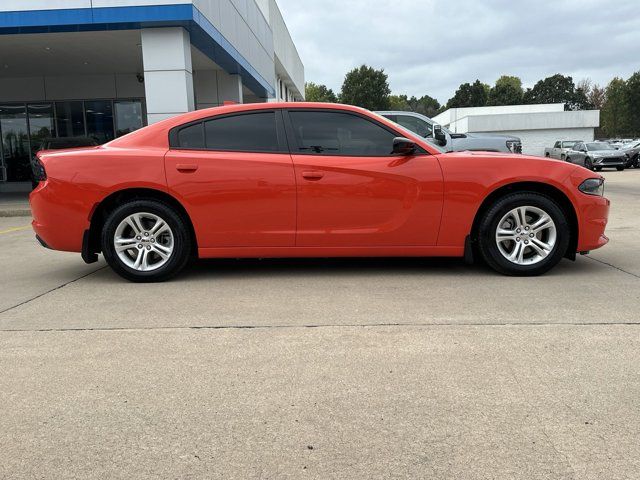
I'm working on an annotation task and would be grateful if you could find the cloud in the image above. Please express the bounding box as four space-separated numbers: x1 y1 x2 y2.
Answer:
277 0 640 104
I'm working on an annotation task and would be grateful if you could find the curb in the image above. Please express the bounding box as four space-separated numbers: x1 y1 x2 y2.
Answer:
0 209 32 218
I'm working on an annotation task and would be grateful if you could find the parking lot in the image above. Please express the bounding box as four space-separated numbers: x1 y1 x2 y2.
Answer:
1 170 639 479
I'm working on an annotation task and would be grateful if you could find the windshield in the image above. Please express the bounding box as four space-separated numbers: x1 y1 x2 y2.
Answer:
561 141 578 148
587 142 613 151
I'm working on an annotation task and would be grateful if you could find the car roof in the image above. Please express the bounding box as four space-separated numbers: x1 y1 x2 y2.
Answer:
107 102 442 155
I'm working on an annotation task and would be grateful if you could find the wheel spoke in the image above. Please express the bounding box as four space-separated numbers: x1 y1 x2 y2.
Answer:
531 214 553 233
126 214 145 235
115 238 138 252
140 249 150 271
497 228 517 242
508 241 525 263
150 219 166 236
132 248 144 269
530 237 552 257
152 245 170 260
515 207 528 227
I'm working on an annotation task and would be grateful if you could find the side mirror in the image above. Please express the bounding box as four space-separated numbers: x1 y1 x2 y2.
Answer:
392 137 417 155
433 124 447 147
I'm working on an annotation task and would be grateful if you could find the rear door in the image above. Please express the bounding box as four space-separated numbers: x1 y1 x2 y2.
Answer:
284 109 443 247
165 110 296 248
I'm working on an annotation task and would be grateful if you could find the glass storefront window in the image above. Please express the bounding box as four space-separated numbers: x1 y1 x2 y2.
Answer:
28 104 56 159
55 101 85 138
0 104 31 182
115 100 144 137
85 100 114 144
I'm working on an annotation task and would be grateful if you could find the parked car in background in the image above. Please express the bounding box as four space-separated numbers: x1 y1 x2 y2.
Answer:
30 102 608 282
376 111 522 153
31 137 99 188
544 140 580 160
619 140 640 168
566 141 626 171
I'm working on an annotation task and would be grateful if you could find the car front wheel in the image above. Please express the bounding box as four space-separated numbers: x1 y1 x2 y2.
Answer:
477 193 570 276
101 199 192 282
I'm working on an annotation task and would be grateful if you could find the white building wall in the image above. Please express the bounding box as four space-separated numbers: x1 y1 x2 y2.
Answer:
491 128 596 157
433 103 564 127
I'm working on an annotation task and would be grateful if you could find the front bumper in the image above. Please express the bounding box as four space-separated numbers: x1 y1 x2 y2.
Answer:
593 157 626 167
576 194 610 252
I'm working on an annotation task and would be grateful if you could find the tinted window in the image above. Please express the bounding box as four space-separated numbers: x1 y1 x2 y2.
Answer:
395 115 433 137
178 123 204 149
205 112 279 152
289 111 397 156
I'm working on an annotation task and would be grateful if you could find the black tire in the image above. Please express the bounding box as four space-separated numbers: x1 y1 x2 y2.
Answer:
616 166 625 171
545 153 550 158
565 156 571 164
595 167 602 172
101 199 192 282
584 157 593 170
477 192 571 276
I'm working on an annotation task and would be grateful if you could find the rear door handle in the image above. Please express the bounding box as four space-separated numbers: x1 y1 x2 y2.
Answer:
302 171 324 180
176 164 199 172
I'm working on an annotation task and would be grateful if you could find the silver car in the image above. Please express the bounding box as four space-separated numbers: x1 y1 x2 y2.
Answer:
619 141 640 168
566 141 627 171
376 111 522 153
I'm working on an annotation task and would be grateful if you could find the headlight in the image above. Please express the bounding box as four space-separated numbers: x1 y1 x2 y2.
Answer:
578 178 605 196
506 140 521 153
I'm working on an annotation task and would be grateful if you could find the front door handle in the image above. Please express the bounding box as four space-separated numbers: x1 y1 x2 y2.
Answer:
302 171 324 180
176 164 199 173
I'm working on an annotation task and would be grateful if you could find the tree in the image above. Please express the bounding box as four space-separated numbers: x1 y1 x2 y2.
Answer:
409 95 441 117
523 74 589 110
625 71 640 136
446 79 489 108
339 65 391 110
388 94 410 111
388 94 441 117
488 75 524 106
601 77 630 137
588 84 606 110
305 82 337 103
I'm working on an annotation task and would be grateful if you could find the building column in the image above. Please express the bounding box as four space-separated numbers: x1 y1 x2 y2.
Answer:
141 27 195 124
217 71 243 104
194 70 219 109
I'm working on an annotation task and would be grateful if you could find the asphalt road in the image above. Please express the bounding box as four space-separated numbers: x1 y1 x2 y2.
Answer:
1 170 639 479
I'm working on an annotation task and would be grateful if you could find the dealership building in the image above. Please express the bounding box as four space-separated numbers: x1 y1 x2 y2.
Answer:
0 0 304 191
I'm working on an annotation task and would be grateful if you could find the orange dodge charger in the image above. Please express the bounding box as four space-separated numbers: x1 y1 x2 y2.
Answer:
30 103 610 282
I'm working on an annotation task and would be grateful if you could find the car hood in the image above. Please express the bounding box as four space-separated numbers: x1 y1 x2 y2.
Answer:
588 150 623 157
465 132 521 141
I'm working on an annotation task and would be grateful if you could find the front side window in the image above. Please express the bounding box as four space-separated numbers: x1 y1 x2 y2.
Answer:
205 112 279 152
289 111 397 156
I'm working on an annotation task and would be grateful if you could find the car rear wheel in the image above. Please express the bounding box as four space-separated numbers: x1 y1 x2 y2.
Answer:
477 193 570 276
101 199 192 282
616 166 625 171
595 167 602 172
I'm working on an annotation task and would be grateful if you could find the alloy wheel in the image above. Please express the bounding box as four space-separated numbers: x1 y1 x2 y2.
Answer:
495 206 557 265
113 212 174 271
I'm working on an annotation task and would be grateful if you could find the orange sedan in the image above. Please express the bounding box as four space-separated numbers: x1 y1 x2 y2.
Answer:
30 103 610 282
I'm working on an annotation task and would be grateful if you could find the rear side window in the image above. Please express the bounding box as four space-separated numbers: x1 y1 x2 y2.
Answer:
288 111 397 156
177 123 204 149
205 112 279 152
172 111 280 152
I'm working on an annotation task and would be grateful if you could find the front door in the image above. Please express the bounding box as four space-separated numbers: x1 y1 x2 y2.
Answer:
285 109 443 247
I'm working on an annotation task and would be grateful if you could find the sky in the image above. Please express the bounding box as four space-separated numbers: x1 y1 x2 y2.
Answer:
276 0 640 104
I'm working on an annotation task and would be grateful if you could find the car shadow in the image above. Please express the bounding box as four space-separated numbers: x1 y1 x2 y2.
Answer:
175 255 607 281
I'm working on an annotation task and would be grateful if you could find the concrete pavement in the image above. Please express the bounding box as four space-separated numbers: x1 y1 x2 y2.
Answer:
0 170 639 479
